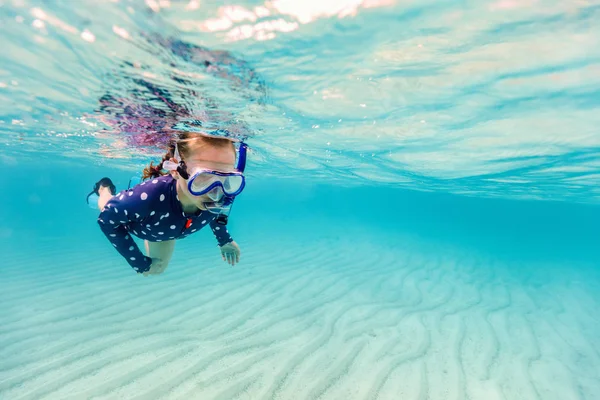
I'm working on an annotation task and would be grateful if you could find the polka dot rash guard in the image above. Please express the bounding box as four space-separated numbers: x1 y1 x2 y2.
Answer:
97 175 233 273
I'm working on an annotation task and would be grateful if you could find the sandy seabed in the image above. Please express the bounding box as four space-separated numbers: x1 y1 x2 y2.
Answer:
1 233 599 400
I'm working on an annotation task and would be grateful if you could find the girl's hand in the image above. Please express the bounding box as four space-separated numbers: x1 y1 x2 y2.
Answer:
220 241 241 266
143 258 166 276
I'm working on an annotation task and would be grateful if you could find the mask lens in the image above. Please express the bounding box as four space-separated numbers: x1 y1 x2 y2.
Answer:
207 187 224 201
189 171 244 196
223 175 243 193
190 173 218 193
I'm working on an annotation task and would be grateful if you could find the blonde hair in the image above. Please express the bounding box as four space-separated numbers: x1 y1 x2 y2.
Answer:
142 132 236 180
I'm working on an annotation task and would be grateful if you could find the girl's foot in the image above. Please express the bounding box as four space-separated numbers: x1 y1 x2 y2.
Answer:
87 177 116 204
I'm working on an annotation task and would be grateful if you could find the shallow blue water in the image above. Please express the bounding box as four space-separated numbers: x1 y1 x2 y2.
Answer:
1 1 600 399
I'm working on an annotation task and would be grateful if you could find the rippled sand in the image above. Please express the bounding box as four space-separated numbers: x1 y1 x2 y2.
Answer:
1 227 599 400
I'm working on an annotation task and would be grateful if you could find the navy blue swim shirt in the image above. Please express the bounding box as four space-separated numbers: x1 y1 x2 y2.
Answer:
97 175 233 273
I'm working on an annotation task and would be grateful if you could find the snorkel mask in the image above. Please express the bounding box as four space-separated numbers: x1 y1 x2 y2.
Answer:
162 136 248 225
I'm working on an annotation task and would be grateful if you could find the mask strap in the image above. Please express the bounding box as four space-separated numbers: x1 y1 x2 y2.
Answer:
162 143 182 171
162 143 189 179
166 142 245 177
174 143 182 161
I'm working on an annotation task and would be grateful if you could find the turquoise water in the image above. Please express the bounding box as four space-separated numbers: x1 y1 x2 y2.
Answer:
2 1 600 399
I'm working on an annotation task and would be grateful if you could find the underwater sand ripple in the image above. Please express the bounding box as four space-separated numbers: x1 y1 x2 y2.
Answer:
2 237 600 399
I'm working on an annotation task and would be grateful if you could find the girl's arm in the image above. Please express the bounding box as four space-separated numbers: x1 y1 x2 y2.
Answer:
209 218 233 247
97 187 155 273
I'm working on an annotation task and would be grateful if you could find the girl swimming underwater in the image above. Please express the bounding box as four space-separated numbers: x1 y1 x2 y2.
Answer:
89 130 246 276
86 33 260 276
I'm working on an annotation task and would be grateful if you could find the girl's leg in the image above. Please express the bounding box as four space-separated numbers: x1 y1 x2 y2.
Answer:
97 186 114 210
144 239 176 274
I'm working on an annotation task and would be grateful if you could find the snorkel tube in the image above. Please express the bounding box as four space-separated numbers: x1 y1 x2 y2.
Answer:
210 141 248 225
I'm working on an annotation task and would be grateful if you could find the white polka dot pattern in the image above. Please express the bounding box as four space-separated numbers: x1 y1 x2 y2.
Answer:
97 175 233 274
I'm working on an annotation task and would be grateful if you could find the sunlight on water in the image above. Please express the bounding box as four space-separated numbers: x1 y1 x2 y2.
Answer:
2 1 600 399
1 0 600 201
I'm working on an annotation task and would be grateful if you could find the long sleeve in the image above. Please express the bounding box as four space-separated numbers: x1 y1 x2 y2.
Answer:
209 218 233 246
97 189 153 273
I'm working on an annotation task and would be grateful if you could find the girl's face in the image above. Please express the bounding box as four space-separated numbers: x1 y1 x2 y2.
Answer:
173 144 236 210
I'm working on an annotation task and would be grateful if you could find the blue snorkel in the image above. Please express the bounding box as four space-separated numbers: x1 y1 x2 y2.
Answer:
212 141 247 225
